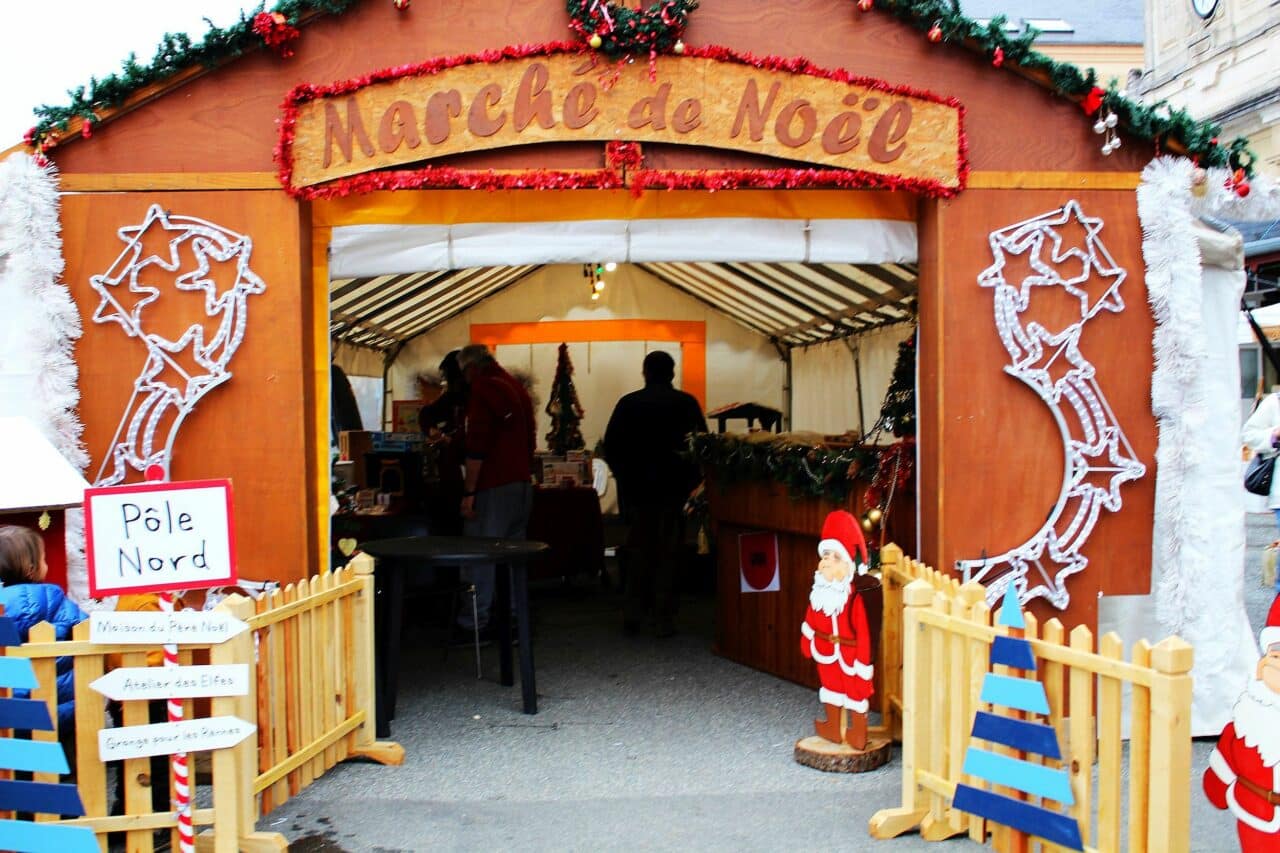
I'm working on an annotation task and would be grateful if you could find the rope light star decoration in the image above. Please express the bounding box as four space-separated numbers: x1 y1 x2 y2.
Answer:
89 205 265 486
957 200 1146 609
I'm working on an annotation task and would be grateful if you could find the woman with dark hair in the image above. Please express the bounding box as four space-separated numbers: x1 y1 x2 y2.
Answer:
421 351 468 535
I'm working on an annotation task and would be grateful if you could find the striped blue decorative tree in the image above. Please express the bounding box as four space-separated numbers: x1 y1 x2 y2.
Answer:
951 585 1084 851
0 611 97 851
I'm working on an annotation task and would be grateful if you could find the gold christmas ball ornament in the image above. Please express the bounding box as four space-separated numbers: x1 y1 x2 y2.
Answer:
867 507 883 524
1190 167 1209 198
673 39 685 54
589 33 603 49
861 517 874 533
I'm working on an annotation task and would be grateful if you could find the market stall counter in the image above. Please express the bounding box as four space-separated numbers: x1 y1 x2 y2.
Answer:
696 434 915 689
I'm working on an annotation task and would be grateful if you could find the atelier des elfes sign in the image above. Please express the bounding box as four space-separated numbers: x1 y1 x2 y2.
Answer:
287 53 963 191
84 479 237 598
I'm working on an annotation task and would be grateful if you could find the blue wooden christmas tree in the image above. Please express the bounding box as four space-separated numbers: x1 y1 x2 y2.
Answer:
0 612 97 852
952 585 1084 851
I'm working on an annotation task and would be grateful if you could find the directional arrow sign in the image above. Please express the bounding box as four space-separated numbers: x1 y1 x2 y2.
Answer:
90 610 249 646
90 664 250 701
98 716 256 761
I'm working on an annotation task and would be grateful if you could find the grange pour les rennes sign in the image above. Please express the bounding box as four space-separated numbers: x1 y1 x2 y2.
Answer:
282 51 964 194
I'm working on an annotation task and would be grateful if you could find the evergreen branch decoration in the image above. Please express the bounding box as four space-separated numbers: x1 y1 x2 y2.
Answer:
18 0 1256 178
869 0 1252 173
689 433 881 505
566 0 699 57
24 0 359 150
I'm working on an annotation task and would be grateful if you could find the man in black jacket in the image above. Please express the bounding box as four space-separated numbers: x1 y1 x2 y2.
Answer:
603 351 707 637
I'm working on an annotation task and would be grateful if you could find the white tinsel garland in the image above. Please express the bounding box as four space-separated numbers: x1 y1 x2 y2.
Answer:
1141 157 1280 638
0 152 91 602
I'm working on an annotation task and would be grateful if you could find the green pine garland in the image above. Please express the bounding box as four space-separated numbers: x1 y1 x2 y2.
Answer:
872 0 1253 173
565 0 699 58
688 433 880 505
23 0 1256 177
26 0 357 147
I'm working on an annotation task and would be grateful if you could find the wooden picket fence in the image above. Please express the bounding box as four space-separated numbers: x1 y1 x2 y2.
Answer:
872 543 959 741
0 560 402 852
869 568 1194 853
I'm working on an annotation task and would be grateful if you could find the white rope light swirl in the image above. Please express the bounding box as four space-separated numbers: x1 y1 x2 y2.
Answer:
957 200 1146 609
89 205 265 486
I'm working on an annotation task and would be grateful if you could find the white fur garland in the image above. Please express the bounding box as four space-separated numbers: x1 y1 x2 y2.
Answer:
1141 156 1280 635
0 152 90 601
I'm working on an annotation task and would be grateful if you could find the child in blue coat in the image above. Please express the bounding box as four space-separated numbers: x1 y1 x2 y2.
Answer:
0 525 87 730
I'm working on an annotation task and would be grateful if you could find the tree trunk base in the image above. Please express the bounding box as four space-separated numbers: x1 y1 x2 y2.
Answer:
793 735 892 773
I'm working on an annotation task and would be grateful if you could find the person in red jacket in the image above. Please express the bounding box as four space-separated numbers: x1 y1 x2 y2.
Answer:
455 344 536 640
800 510 873 749
1204 594 1280 851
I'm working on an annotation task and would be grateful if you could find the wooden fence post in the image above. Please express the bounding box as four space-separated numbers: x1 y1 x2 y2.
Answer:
869 579 935 839
878 543 904 739
1147 636 1193 853
205 595 287 853
348 554 404 765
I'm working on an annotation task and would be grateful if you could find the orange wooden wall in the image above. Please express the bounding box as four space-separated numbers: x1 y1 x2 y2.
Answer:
61 192 315 584
918 189 1156 630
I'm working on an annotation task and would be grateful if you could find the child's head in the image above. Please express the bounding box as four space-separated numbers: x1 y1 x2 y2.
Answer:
0 525 46 586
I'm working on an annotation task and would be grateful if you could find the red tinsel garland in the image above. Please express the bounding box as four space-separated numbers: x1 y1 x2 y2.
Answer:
864 438 914 509
276 41 969 200
253 12 301 58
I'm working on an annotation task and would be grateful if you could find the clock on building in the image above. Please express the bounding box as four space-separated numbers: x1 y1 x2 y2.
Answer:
1191 0 1219 18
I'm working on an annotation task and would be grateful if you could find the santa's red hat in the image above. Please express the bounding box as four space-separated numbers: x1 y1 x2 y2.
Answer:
1262 594 1280 651
817 510 868 569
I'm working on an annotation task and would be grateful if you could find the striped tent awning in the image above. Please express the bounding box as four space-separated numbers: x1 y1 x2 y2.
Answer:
330 262 916 352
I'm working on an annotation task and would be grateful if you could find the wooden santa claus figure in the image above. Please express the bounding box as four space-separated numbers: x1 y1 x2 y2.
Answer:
796 510 887 771
1204 594 1280 851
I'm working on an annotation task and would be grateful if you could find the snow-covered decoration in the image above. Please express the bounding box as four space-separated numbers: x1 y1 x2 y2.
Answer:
958 201 1146 609
89 205 265 487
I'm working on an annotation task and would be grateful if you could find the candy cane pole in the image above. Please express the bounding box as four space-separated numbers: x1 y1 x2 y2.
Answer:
160 589 194 853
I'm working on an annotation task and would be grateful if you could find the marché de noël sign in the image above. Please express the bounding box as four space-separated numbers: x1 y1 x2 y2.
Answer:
116 498 211 576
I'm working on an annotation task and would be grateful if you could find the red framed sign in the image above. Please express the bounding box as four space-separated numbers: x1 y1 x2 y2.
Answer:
84 479 238 598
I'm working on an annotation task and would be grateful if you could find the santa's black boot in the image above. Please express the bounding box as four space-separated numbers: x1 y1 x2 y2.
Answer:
813 703 842 743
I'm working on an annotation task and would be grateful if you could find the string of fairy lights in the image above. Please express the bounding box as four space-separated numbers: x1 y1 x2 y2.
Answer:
583 261 618 301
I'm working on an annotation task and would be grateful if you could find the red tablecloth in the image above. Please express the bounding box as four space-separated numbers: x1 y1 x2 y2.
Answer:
527 486 605 581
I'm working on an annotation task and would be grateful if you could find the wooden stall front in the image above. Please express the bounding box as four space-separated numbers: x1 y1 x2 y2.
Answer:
708 471 914 688
30 0 1152 642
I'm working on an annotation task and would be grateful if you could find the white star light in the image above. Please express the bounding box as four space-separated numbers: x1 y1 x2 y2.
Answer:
88 205 265 486
959 201 1146 609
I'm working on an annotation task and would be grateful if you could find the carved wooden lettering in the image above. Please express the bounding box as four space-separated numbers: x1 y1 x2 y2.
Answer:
288 54 962 191
322 98 375 168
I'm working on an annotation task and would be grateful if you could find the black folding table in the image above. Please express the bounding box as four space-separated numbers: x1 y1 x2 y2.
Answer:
359 535 549 736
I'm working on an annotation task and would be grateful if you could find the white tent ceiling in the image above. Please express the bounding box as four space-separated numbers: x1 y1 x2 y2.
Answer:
330 261 918 352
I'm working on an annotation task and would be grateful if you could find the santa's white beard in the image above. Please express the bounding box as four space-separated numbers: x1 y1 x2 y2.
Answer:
810 571 852 617
1233 677 1280 768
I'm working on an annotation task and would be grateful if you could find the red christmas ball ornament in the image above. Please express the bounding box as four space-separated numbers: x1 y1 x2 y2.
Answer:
81 119 93 139
22 126 35 146
1236 180 1251 198
992 46 1005 67
927 22 942 42
393 0 410 9
857 0 873 11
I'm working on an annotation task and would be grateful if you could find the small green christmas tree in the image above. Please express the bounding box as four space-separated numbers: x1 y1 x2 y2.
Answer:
545 343 586 454
877 330 916 438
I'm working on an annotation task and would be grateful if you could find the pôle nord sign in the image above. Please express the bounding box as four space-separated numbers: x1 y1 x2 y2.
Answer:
84 479 238 597
287 53 962 190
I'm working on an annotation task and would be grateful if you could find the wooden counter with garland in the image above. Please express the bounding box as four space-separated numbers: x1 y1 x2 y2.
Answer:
690 432 914 688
